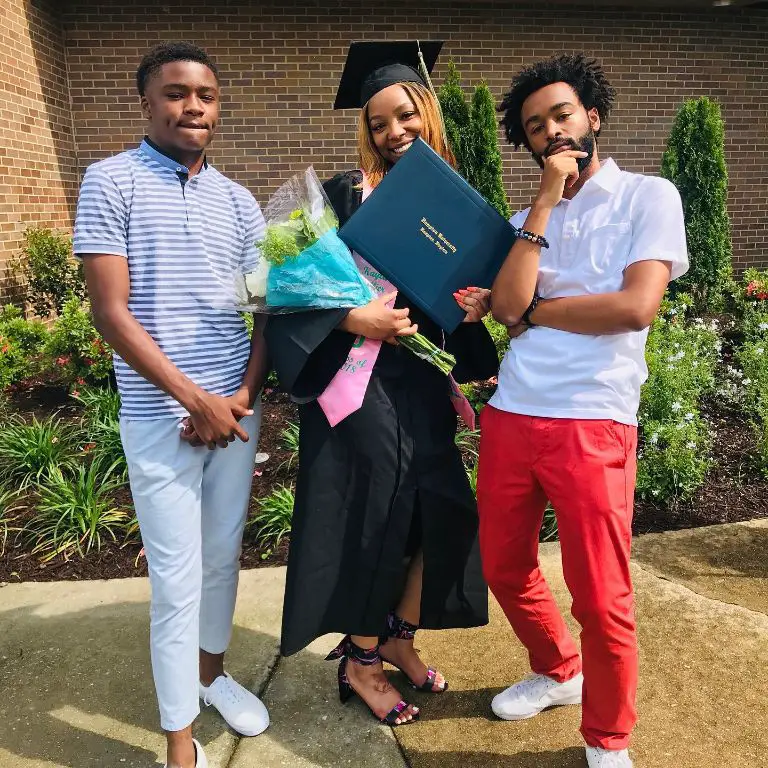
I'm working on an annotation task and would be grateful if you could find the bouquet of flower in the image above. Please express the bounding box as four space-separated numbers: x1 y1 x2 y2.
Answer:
235 167 455 375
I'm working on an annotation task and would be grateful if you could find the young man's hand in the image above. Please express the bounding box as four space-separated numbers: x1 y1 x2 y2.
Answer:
507 322 528 340
183 391 252 449
534 150 588 209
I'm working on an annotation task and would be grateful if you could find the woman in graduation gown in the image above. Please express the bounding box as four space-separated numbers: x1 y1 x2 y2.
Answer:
265 41 499 726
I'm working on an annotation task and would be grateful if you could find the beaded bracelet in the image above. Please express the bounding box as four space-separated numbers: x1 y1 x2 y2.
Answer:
516 228 550 249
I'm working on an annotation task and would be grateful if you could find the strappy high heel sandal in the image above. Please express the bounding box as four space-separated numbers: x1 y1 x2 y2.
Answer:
378 612 448 693
325 635 419 726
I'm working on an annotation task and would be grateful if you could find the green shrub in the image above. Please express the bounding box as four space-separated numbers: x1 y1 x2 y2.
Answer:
72 386 127 481
277 421 299 473
0 414 82 489
438 62 511 219
438 60 472 180
735 276 768 475
24 460 131 562
0 304 49 389
660 98 732 311
483 314 510 361
44 297 113 386
467 83 511 219
11 227 86 319
0 484 21 556
637 297 720 500
248 485 295 550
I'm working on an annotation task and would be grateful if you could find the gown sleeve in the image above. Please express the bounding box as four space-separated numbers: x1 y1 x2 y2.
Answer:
263 171 364 400
444 321 500 384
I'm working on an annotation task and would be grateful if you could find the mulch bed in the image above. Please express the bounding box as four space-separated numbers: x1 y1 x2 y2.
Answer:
1 384 766 584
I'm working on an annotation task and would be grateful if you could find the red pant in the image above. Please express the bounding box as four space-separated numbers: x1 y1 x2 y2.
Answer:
477 407 638 751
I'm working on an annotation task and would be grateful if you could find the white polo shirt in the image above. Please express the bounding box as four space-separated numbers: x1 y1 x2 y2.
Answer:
489 159 688 426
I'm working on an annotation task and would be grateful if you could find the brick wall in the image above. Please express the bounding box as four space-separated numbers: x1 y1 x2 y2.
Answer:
0 0 79 302
3 0 768 286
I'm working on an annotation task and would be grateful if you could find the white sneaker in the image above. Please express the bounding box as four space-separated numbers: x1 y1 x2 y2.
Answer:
200 672 270 736
586 746 633 767
164 738 207 768
491 672 583 720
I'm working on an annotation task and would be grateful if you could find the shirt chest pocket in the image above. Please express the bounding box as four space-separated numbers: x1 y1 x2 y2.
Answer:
583 221 632 275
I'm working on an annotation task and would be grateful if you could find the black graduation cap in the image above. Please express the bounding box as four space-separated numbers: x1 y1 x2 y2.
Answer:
333 40 444 110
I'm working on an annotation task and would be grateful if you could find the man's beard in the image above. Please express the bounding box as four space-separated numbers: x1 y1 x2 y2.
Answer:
533 130 595 173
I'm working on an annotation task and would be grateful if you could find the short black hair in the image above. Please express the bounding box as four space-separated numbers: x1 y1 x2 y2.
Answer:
498 53 616 149
136 42 219 96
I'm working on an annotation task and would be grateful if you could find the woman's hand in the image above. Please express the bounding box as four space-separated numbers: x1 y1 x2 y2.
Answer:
340 291 419 342
455 287 491 323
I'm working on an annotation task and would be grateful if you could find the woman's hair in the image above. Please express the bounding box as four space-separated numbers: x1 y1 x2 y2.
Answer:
497 53 616 150
357 81 456 188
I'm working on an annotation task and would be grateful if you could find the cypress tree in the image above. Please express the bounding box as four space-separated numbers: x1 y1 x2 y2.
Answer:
661 97 732 309
468 82 511 218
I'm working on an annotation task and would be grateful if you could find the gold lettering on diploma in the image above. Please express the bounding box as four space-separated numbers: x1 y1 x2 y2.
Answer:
420 217 457 256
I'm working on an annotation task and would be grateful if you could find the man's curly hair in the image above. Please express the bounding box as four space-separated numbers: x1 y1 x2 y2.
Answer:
136 42 219 96
498 53 616 149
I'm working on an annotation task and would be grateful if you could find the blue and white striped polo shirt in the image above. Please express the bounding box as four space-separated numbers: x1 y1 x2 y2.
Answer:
74 139 265 419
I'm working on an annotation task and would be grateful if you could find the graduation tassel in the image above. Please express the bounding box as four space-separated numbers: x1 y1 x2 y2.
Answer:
416 39 450 150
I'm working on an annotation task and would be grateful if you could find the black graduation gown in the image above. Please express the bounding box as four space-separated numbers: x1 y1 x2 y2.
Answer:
266 170 499 657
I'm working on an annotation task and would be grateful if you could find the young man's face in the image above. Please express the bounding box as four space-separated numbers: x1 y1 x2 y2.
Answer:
141 60 220 154
520 82 600 172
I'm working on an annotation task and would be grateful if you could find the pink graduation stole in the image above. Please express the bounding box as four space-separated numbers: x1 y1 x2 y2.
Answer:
317 174 476 430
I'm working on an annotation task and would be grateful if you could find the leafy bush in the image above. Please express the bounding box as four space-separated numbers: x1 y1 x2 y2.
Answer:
43 297 113 386
0 414 82 489
278 421 300 472
483 314 510 361
248 485 295 549
660 98 732 311
24 460 131 562
438 60 472 180
72 386 127 481
734 273 768 474
0 304 48 390
11 227 86 318
467 83 511 219
438 62 511 218
0 484 21 556
636 297 720 500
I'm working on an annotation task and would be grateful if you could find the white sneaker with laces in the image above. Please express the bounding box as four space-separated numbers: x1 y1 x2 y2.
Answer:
586 746 633 767
491 672 583 720
164 738 207 768
199 673 270 736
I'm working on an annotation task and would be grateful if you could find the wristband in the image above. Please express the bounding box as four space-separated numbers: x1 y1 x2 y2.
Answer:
517 228 549 249
521 293 540 327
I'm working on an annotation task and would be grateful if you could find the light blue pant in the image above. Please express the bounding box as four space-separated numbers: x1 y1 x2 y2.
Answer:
120 408 260 731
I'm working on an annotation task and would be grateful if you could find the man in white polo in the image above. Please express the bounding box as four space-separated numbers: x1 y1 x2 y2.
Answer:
74 42 269 768
478 54 688 768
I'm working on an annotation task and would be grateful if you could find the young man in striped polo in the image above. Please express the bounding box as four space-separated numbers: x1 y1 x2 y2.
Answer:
74 42 269 768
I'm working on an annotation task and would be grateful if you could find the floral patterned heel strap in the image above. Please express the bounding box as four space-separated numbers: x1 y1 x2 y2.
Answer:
385 612 419 641
325 635 381 665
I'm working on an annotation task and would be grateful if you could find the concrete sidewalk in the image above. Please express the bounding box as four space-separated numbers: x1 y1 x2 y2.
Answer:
0 520 765 768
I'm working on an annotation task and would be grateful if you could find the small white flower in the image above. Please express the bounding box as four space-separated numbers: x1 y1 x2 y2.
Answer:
756 347 765 355
669 308 678 316
743 378 751 386
684 412 695 422
758 322 768 331
671 401 682 411
649 433 659 445
676 422 686 430
686 441 696 449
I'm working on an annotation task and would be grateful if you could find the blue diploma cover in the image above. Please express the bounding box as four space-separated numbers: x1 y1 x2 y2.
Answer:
338 138 517 332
